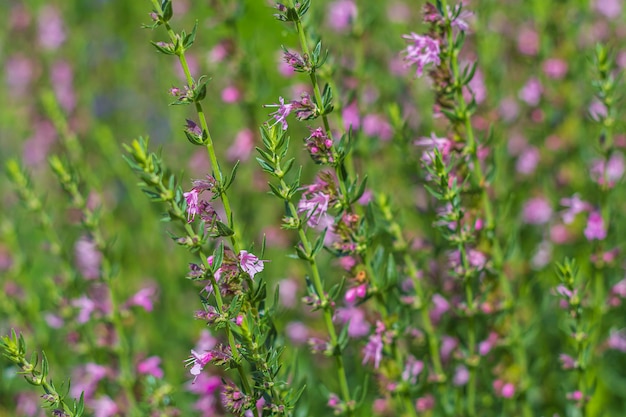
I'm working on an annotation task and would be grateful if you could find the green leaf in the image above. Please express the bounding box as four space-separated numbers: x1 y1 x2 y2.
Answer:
215 221 234 237
183 21 198 49
161 0 173 22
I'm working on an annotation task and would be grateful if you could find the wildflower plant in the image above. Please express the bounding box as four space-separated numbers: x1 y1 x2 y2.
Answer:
2 1 626 417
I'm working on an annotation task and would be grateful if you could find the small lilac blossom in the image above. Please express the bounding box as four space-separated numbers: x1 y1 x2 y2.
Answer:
590 152 625 187
612 278 626 298
453 365 470 386
560 194 591 224
345 283 368 303
185 119 203 137
559 354 576 370
227 128 255 162
90 396 118 417
440 335 458 361
137 356 164 378
186 350 214 381
542 58 568 79
327 0 357 32
184 188 201 222
517 27 539 56
126 285 158 312
594 0 622 19
478 332 499 356
362 321 385 369
38 6 66 50
429 293 450 323
74 236 102 280
282 49 308 72
342 100 361 130
362 114 393 141
607 329 626 352
238 250 266 279
264 93 317 130
519 78 543 106
401 33 441 77
584 211 607 241
522 197 552 225
588 99 608 121
402 355 424 384
221 86 241 103
72 296 97 324
516 146 540 175
335 306 370 338
285 321 309 345
447 4 473 31
297 189 330 227
415 132 454 164
415 394 435 412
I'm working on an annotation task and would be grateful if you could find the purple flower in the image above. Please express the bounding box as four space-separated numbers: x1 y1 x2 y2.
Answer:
542 58 568 79
402 355 424 384
362 321 385 369
265 96 294 130
590 152 625 187
327 0 357 32
227 128 255 162
184 188 201 222
126 285 158 312
185 119 203 137
584 211 607 241
38 6 65 50
71 296 97 324
297 189 330 227
607 329 626 352
335 306 371 338
238 250 266 279
90 396 118 417
186 350 214 381
74 236 102 280
453 365 470 386
560 194 591 224
137 356 164 379
522 197 552 225
401 33 441 77
594 0 622 19
518 78 543 106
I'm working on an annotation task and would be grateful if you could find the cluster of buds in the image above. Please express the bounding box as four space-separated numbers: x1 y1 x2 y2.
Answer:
304 127 335 165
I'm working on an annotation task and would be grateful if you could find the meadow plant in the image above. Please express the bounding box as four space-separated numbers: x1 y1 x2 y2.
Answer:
1 1 626 417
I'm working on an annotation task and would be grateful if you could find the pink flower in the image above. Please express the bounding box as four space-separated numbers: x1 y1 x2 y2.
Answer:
227 128 255 162
327 0 357 32
517 27 539 56
415 394 435 412
594 0 622 19
584 211 607 241
402 355 424 384
542 58 568 79
38 6 65 50
72 296 97 324
342 101 360 130
221 85 241 103
90 395 118 417
137 356 164 379
186 350 214 381
126 285 158 312
522 197 552 225
335 306 370 338
519 78 543 106
238 250 266 279
590 152 625 187
362 321 385 369
75 236 102 280
401 33 441 77
607 329 626 352
453 365 470 386
184 188 201 222
560 194 591 224
297 189 330 227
